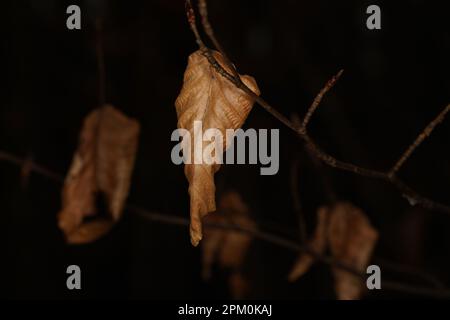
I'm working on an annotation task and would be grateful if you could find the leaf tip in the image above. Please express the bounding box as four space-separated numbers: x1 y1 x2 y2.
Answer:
190 228 202 247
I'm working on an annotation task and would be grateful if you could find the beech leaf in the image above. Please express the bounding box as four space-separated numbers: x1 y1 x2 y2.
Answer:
328 202 378 300
58 105 140 244
175 50 260 246
288 202 378 300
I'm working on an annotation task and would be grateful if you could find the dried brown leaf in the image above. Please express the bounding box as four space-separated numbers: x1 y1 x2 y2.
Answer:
328 202 378 300
58 105 140 244
288 202 378 300
175 50 260 246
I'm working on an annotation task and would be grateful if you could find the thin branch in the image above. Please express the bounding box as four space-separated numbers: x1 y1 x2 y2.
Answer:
390 103 450 175
302 69 344 129
292 113 338 203
197 0 240 79
186 0 207 49
20 154 33 188
185 0 450 215
374 257 445 289
1 149 449 298
0 151 63 182
132 206 450 299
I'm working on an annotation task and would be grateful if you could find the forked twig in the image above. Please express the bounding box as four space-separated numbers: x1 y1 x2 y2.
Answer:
1 149 449 298
185 0 450 215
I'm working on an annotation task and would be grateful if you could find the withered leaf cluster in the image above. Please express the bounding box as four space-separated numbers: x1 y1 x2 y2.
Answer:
49 43 382 302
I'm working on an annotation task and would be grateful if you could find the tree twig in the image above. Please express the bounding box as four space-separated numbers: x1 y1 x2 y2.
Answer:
185 0 450 215
292 113 338 204
1 149 449 298
374 257 445 289
302 69 344 130
197 0 240 80
132 206 450 298
0 151 63 182
389 103 450 175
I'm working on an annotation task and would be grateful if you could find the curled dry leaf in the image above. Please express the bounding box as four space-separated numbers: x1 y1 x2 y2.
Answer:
58 105 140 244
175 50 260 246
202 191 256 298
288 202 378 300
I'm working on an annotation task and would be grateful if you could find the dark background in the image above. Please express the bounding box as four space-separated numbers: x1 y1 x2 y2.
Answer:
1 0 449 299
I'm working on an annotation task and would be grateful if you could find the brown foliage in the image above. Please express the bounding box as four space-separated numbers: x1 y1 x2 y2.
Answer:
289 202 378 300
175 50 260 246
58 105 140 244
